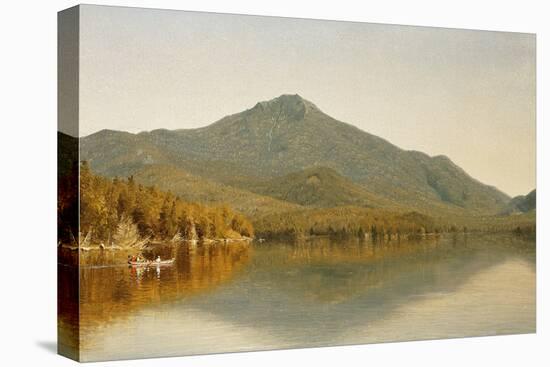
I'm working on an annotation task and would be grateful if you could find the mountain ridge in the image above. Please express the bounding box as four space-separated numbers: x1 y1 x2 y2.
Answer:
81 94 511 216
500 189 536 215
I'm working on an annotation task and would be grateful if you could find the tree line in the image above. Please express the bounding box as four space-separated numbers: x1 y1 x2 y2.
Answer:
253 206 536 241
253 206 442 240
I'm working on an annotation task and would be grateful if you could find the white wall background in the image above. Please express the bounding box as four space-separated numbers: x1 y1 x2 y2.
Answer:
0 1 547 366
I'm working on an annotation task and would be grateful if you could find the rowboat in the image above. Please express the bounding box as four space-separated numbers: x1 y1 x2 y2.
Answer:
128 259 175 267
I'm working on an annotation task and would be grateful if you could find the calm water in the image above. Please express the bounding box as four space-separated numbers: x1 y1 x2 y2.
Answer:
58 234 535 362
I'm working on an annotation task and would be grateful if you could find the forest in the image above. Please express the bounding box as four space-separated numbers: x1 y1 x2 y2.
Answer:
254 207 439 240
254 203 536 241
59 162 254 248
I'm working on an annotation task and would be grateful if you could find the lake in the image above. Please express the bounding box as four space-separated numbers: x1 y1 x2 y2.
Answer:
58 234 535 362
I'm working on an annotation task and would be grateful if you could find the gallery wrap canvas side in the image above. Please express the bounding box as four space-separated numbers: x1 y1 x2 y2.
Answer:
58 5 80 362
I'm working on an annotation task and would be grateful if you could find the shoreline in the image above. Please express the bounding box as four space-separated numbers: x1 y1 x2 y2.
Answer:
59 228 535 252
59 236 254 252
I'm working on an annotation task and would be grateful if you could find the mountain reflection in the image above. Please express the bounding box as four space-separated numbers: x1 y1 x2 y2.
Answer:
59 235 535 361
183 235 535 339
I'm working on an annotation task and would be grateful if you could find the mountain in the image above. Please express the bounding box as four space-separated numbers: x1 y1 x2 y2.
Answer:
81 94 510 215
501 189 536 215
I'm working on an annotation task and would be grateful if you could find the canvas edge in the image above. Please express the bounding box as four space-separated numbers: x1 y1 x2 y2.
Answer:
57 4 81 362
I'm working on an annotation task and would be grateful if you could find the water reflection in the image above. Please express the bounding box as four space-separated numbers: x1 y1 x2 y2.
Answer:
79 242 251 327
58 235 535 361
206 236 534 333
58 241 251 355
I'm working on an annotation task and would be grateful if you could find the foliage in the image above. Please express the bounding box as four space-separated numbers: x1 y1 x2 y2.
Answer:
112 215 144 248
254 206 438 240
77 162 254 247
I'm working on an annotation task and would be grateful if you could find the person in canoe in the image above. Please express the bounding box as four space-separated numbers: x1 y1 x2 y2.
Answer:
128 254 145 264
156 256 161 263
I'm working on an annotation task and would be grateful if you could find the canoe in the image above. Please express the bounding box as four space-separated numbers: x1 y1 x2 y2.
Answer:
128 259 175 267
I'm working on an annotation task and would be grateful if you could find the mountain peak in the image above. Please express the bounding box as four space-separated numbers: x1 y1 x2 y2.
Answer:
265 93 306 103
251 94 318 121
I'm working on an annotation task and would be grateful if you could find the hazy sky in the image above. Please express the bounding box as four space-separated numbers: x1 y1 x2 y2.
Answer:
78 5 535 197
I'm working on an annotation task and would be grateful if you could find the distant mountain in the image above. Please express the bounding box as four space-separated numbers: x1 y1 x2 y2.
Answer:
501 189 536 215
81 94 510 215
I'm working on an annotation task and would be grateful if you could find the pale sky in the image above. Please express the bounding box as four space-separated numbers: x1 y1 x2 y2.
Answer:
77 5 535 197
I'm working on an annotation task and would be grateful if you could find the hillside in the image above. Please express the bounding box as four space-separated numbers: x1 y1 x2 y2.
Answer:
247 166 399 209
501 189 536 215
81 94 510 216
130 164 303 217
